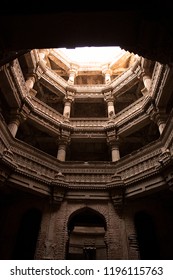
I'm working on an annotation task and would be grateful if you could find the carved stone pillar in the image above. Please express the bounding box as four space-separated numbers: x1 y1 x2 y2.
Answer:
68 64 78 85
39 49 49 64
104 90 115 118
155 114 167 134
107 128 120 162
140 57 152 95
111 143 120 162
142 74 151 93
25 74 36 91
8 105 30 137
146 102 167 134
8 117 20 137
63 90 75 118
57 129 70 161
57 143 66 161
102 64 112 84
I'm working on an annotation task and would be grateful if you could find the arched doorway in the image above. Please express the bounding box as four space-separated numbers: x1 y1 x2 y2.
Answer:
66 207 107 260
12 208 42 260
134 211 160 259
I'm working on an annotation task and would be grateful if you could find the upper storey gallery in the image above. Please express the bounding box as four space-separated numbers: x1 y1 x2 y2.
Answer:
0 47 173 161
18 47 153 118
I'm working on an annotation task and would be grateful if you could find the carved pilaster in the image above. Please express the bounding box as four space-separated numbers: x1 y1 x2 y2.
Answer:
107 173 125 215
51 172 68 205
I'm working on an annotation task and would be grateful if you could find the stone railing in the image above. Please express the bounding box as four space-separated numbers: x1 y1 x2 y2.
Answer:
74 84 105 93
111 67 139 96
30 96 65 124
113 97 145 126
115 141 162 182
42 67 67 91
70 118 108 128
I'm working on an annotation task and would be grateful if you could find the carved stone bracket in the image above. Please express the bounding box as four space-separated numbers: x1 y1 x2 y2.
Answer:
157 149 173 189
58 129 71 146
63 89 75 119
103 90 114 103
158 148 172 168
9 103 30 124
1 148 17 169
106 128 119 147
64 89 75 103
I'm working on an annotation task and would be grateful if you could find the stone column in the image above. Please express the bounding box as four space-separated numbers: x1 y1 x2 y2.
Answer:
104 90 115 118
8 117 20 137
111 142 120 162
25 74 37 97
155 113 167 134
140 57 152 95
102 64 112 84
57 142 67 161
57 129 70 161
8 105 30 137
146 103 167 135
107 129 120 162
68 64 78 85
25 74 36 90
141 73 152 95
63 90 75 118
39 49 49 64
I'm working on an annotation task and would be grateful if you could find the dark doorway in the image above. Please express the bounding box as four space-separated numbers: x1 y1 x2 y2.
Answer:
134 211 160 259
12 208 42 260
66 207 107 260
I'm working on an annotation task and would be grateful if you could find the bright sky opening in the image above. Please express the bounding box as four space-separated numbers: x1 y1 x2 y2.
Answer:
55 46 125 64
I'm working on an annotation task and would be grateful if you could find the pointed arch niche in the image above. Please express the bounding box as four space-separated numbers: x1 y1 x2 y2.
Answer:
66 207 107 260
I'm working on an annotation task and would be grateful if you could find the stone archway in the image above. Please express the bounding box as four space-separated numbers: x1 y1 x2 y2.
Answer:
66 207 107 260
